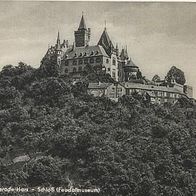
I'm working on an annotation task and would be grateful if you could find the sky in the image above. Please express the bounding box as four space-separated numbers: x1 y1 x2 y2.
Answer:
0 1 196 97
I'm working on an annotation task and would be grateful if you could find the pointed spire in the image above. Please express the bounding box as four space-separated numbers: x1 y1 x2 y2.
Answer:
120 46 129 60
125 45 128 58
116 43 119 56
104 20 107 30
57 31 60 44
78 13 87 30
56 31 61 50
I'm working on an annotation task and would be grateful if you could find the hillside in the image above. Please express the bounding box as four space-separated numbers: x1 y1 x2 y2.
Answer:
0 63 196 196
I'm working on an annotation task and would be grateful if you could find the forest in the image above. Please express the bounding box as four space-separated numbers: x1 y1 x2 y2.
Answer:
0 62 196 196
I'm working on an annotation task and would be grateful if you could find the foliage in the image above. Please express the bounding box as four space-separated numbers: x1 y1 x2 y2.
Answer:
165 66 186 85
0 63 196 196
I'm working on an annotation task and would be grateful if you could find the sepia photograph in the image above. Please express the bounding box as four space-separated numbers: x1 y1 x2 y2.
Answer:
0 1 196 195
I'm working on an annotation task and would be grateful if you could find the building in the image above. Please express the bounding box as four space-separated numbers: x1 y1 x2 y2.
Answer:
88 82 125 101
41 14 123 81
88 81 191 104
41 14 193 103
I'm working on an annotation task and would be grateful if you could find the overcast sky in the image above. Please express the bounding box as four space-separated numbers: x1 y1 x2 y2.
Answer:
0 1 196 96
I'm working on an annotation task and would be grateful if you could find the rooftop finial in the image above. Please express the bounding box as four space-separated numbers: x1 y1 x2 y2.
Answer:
104 20 107 30
57 30 60 43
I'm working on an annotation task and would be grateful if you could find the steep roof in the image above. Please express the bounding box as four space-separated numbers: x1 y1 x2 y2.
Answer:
56 31 61 50
78 15 87 30
125 59 138 68
98 28 114 56
65 45 109 59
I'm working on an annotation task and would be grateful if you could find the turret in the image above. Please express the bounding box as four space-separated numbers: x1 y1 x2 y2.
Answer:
124 59 140 81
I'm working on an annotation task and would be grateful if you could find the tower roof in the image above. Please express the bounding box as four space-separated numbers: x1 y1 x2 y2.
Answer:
98 28 114 56
98 28 114 48
56 31 61 50
78 14 87 30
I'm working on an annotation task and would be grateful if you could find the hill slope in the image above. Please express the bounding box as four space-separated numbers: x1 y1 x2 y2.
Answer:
0 63 196 196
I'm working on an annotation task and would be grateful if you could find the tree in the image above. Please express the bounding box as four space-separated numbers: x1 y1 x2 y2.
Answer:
165 66 186 85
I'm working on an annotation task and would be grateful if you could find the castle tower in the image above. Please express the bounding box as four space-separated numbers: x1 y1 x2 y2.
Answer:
74 14 91 47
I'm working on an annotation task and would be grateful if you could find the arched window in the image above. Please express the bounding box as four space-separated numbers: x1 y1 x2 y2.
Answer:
90 58 94 63
84 58 88 64
78 67 82 72
79 59 83 64
73 67 77 73
73 60 77 65
65 61 68 66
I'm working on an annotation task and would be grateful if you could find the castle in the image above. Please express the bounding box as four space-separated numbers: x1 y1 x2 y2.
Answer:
41 15 193 104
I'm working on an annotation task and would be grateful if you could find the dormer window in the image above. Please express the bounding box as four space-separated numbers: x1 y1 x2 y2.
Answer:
96 51 99 55
91 51 94 55
74 53 77 57
79 53 82 57
84 52 87 56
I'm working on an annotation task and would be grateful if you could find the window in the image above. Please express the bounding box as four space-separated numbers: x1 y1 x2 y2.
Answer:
78 67 82 72
79 59 83 65
84 58 88 64
73 60 77 65
65 68 68 73
106 59 109 63
73 67 77 73
112 72 116 78
108 68 110 72
96 57 101 63
65 61 68 66
112 57 116 65
157 91 162 96
90 58 94 63
117 88 122 92
126 89 129 95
